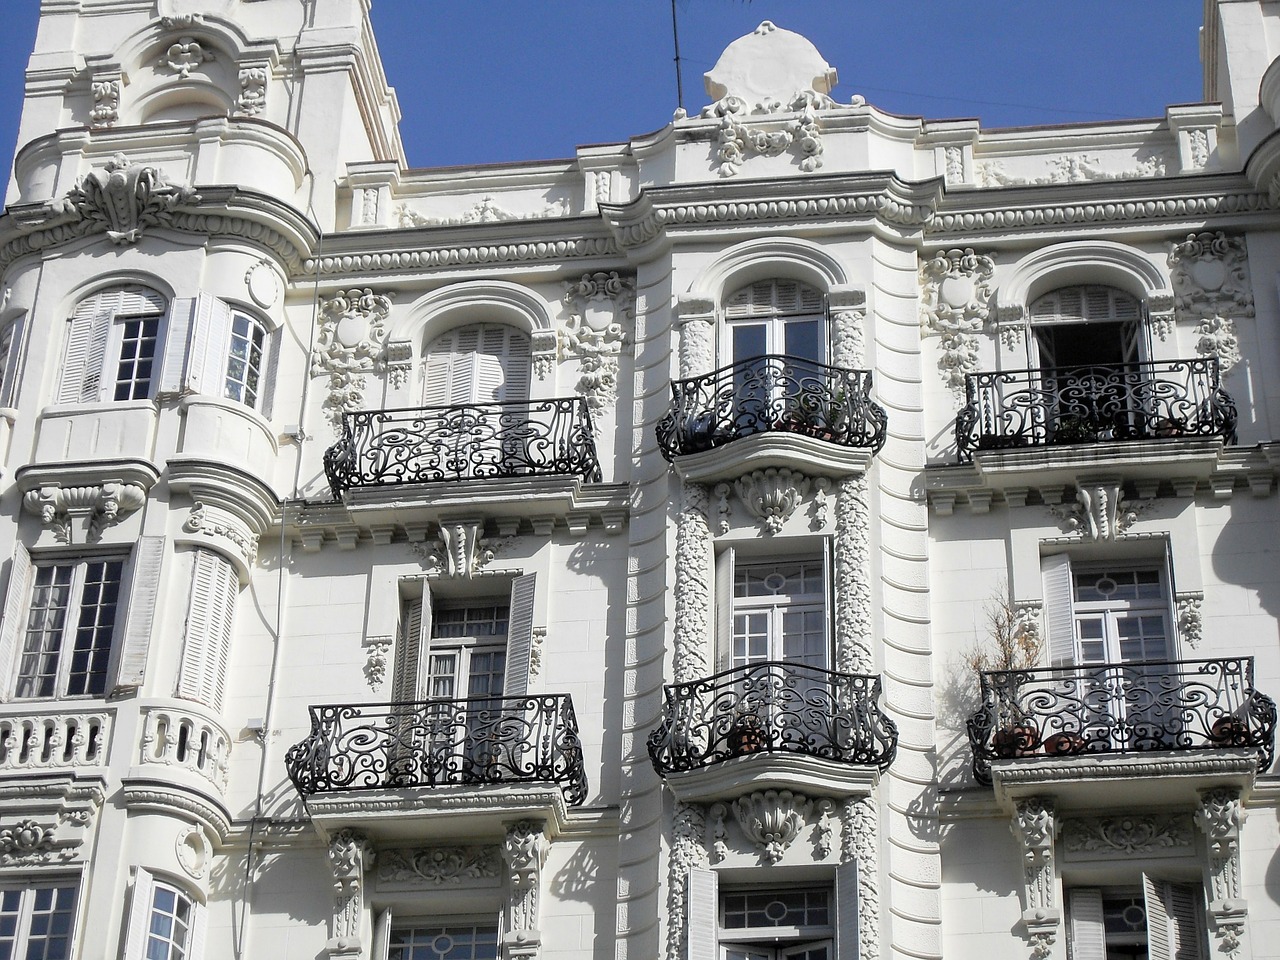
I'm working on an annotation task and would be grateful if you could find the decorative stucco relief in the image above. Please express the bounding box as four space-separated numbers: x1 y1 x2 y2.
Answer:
920 248 995 398
395 196 568 228
410 521 514 579
561 271 634 413
378 845 501 885
667 802 708 960
1011 797 1059 960
844 795 879 960
310 287 392 431
833 475 873 674
1196 787 1248 959
730 789 814 864
674 481 712 682
675 297 716 380
0 818 77 866
1168 232 1252 373
1061 814 1194 858
1176 593 1204 649
183 501 259 568
728 468 811 534
237 67 268 116
48 154 198 246
503 820 549 958
1047 481 1150 542
704 91 831 178
22 481 146 544
162 36 215 79
362 636 391 690
327 830 374 957
975 153 1168 188
90 79 120 129
830 300 867 370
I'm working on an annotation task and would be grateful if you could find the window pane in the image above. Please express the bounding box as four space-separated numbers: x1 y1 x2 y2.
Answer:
115 315 160 400
722 889 831 929
17 565 74 699
225 313 266 407
389 925 499 960
65 560 123 696
433 605 510 640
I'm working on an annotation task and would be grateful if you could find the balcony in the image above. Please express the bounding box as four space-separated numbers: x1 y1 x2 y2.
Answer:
286 694 588 841
967 657 1276 809
647 662 898 802
656 356 887 482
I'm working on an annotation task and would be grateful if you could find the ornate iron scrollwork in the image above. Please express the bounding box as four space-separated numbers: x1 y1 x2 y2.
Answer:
966 657 1277 785
656 355 887 460
955 358 1236 461
646 660 898 774
285 693 589 806
324 397 602 497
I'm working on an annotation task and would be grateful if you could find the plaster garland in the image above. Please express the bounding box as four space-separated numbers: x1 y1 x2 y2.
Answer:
1176 593 1204 649
944 146 965 184
673 481 712 682
560 271 634 413
310 287 393 432
1061 814 1194 856
90 79 120 129
702 86 833 178
975 153 1168 187
1011 601 1044 654
395 196 568 228
1189 129 1211 169
833 475 874 674
667 802 707 960
844 795 879 960
362 636 391 690
706 803 728 864
919 248 995 399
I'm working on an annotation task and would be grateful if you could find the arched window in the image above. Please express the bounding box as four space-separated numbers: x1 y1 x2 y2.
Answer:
723 278 826 365
422 323 531 405
58 285 167 403
1029 285 1144 369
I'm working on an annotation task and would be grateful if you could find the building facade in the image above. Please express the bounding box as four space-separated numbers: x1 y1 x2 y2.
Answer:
0 2 1278 959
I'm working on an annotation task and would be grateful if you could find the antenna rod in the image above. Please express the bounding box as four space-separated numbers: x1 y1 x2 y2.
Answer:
671 0 685 112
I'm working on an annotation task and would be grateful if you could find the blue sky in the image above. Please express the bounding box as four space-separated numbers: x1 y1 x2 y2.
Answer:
0 1 1205 175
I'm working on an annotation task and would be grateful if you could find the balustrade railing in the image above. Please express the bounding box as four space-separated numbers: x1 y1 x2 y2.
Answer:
656 355 887 460
967 657 1276 785
955 358 1236 461
647 661 898 775
286 693 588 805
325 398 601 497
139 705 231 792
0 710 109 770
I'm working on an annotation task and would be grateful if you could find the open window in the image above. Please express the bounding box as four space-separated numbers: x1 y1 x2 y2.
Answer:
122 868 206 960
159 295 278 414
58 285 168 403
1066 880 1206 960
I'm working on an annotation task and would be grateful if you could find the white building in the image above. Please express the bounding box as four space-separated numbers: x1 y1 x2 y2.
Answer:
0 3 1277 960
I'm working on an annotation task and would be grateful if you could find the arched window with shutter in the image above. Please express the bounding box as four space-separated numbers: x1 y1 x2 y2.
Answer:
58 285 168 403
1029 284 1144 370
722 278 826 366
422 323 531 406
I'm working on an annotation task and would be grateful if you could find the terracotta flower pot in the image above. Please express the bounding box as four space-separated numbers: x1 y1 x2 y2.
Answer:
992 722 1040 758
1042 731 1085 756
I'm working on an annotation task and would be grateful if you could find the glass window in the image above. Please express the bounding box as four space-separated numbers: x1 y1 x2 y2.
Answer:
388 923 499 960
719 887 833 960
731 559 827 669
114 314 161 400
0 882 77 960
144 883 193 960
1070 565 1171 666
224 312 267 408
17 558 124 699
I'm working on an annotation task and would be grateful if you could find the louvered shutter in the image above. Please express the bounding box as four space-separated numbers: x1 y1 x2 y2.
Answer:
0 313 26 407
392 584 431 703
1144 878 1207 960
823 537 835 668
502 574 537 698
259 327 282 419
1144 876 1174 960
835 859 860 960
187 897 208 960
114 536 166 692
372 907 393 960
686 867 718 960
60 287 166 403
423 330 458 406
0 544 32 702
176 550 239 710
186 293 235 395
159 297 198 394
715 547 735 671
1042 553 1076 666
122 867 157 960
492 326 531 403
59 296 109 403
1067 888 1107 960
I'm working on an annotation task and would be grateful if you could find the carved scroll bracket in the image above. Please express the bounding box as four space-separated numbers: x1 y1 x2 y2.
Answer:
1011 797 1060 958
21 481 146 544
502 820 549 960
326 830 374 958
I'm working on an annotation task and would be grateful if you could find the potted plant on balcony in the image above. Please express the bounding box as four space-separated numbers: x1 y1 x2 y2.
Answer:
727 708 769 756
965 589 1047 758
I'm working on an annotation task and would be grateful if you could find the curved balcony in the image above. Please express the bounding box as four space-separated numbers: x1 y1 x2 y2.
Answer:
656 356 886 482
647 662 897 802
325 397 601 498
955 358 1236 463
967 658 1276 805
287 693 588 810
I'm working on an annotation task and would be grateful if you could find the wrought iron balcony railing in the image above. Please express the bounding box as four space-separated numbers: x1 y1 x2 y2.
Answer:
285 694 588 806
955 358 1237 462
647 661 898 775
324 398 602 497
966 657 1276 785
656 355 887 460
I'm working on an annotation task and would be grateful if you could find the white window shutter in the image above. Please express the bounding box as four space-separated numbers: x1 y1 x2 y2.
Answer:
1067 888 1107 960
1042 553 1075 666
392 584 431 703
0 312 26 407
176 550 239 710
686 867 718 960
187 293 235 395
158 297 198 395
490 326 531 403
187 897 208 960
1151 880 1207 960
502 574 537 698
122 866 157 960
0 543 32 702
823 537 835 665
714 547 735 672
1144 875 1174 960
423 328 460 405
835 859 860 960
114 537 166 693
372 907 393 960
58 300 105 402
259 327 282 419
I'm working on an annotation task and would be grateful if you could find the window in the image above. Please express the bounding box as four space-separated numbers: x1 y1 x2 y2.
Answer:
0 538 165 700
717 549 831 671
58 285 167 403
1030 285 1144 370
0 881 77 960
423 323 531 405
1066 880 1206 960
16 557 124 699
723 279 826 366
223 311 267 408
123 869 205 960
0 312 26 408
1043 557 1173 667
387 923 499 960
686 869 857 960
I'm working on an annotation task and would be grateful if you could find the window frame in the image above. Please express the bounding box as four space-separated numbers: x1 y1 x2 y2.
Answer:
222 309 269 410
122 868 205 960
721 278 829 368
1065 879 1208 960
716 545 833 673
0 879 79 960
58 285 169 405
